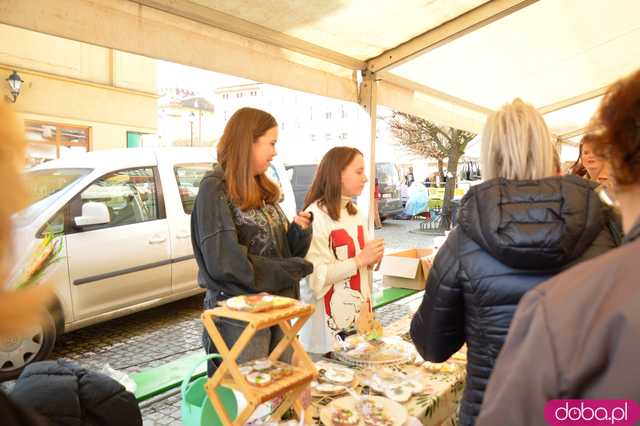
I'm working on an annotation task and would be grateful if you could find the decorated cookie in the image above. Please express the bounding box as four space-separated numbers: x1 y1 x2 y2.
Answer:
331 408 359 426
246 372 272 387
253 359 273 371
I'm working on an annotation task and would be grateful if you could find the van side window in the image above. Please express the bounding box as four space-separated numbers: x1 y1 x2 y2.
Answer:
174 164 212 214
74 168 159 231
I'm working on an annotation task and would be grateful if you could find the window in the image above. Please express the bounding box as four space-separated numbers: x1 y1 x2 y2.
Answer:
127 131 151 148
25 121 90 168
15 168 92 228
325 111 332 120
38 208 66 238
74 168 159 230
174 163 213 214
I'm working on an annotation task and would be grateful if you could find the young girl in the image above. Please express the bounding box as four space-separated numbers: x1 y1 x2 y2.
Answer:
299 147 384 356
191 107 313 375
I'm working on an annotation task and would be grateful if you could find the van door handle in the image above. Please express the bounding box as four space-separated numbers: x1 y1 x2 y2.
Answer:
176 232 190 239
148 236 167 244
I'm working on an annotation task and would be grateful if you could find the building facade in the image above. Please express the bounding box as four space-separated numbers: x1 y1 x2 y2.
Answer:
0 24 158 167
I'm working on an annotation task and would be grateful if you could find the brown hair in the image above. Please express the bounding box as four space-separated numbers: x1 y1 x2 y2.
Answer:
570 133 602 178
591 69 640 188
303 147 361 221
217 107 280 210
0 104 53 337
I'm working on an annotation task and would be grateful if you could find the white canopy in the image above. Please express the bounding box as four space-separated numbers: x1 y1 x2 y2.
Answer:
3 0 638 223
4 0 638 141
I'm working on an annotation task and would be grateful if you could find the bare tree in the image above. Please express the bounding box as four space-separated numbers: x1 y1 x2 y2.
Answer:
387 111 475 230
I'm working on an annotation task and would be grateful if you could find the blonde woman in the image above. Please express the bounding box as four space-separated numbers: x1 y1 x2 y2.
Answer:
410 99 619 426
478 68 640 426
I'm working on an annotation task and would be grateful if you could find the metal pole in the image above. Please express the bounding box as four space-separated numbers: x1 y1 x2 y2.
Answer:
190 121 193 147
358 71 378 235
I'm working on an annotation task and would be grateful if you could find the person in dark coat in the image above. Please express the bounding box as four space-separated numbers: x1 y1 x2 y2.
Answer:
477 69 640 426
410 99 620 426
10 360 142 426
191 107 313 375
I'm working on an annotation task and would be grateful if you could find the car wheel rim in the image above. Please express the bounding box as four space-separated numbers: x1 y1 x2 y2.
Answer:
0 325 44 372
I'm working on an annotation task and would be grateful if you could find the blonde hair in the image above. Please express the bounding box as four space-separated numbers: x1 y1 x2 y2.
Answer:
0 104 52 337
480 98 556 180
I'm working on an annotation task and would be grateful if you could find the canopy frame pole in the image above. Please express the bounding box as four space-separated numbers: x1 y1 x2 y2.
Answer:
358 70 378 234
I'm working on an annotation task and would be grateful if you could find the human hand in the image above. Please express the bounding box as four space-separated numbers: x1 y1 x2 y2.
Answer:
356 238 384 267
293 211 312 230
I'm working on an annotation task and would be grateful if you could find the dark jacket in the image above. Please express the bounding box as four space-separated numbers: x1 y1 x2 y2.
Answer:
10 359 141 426
191 166 313 306
477 222 640 426
0 391 46 426
410 175 619 425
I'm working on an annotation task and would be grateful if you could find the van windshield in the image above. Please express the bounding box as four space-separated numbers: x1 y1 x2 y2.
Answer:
376 163 399 187
14 168 93 226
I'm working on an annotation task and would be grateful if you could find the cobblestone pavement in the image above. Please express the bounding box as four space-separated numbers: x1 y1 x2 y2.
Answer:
5 218 433 425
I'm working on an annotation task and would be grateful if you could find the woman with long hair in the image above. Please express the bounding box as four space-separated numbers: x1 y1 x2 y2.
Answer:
570 133 606 180
298 147 384 356
191 107 313 375
410 99 619 425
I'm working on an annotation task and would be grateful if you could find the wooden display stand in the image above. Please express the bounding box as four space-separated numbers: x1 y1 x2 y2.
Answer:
202 302 318 426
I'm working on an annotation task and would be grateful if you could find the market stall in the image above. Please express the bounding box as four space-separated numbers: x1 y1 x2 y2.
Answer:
203 291 465 426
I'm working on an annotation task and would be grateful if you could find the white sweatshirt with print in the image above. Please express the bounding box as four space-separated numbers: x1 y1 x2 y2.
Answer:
299 198 372 354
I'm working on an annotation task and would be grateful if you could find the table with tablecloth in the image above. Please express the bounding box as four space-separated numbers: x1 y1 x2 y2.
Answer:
310 315 467 426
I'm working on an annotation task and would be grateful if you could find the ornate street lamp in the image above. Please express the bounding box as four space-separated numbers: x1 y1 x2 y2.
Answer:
6 71 24 103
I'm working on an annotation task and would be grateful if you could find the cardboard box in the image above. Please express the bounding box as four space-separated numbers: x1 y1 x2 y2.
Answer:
379 247 434 290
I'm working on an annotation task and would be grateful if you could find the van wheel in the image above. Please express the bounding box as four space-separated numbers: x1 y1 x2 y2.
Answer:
0 311 56 381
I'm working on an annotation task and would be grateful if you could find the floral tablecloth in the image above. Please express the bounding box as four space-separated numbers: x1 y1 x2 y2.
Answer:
311 316 466 426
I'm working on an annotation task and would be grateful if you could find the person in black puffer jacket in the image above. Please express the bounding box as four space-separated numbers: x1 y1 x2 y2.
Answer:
10 359 142 426
410 99 620 426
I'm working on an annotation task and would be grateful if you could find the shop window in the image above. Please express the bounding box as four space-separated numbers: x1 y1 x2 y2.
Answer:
25 121 90 168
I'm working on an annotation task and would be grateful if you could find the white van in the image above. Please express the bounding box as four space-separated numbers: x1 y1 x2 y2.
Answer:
2 148 296 380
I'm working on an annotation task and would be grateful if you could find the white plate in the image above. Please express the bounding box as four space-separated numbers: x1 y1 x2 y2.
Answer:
320 396 408 426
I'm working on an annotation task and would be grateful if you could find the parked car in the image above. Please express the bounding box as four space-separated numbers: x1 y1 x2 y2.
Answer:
286 164 318 213
285 162 404 220
3 148 295 380
375 162 404 220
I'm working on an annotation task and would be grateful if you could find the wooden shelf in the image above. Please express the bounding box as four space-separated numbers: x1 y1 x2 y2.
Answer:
202 301 318 425
220 366 317 404
206 303 315 329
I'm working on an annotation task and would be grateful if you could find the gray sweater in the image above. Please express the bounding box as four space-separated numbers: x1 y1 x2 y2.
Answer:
477 221 640 426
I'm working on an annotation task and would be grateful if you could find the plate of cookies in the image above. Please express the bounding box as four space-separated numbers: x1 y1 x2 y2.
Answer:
320 396 407 426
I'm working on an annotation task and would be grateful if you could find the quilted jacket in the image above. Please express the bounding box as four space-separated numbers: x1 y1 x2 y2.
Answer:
410 175 620 425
